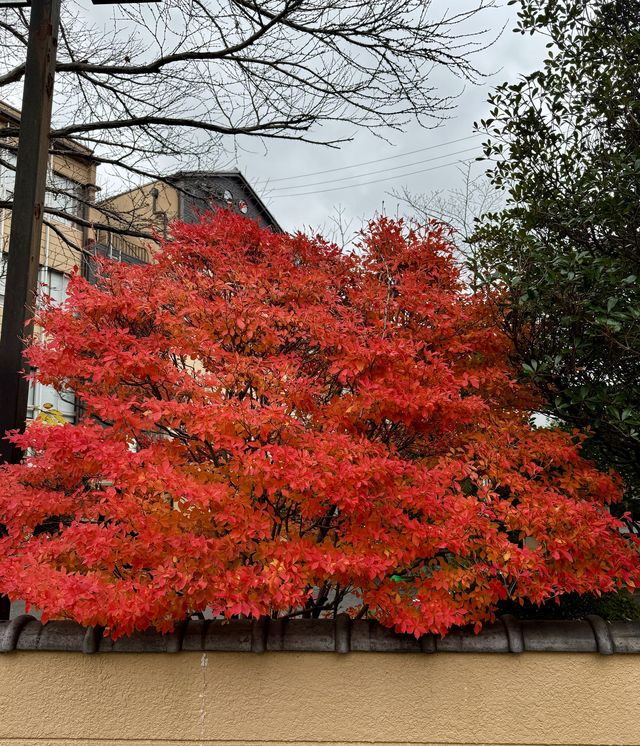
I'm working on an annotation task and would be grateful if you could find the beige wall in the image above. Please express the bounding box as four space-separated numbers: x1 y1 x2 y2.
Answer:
46 151 97 274
98 181 179 261
0 136 97 277
0 212 82 276
102 180 179 224
0 652 638 746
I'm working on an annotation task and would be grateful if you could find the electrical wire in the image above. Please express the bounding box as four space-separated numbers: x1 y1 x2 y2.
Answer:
267 157 478 199
259 134 482 184
270 147 479 192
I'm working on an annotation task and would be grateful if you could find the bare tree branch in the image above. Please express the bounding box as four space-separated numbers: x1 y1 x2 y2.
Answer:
0 0 497 247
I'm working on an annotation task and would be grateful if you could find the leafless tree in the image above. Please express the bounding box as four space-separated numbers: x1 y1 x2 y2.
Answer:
393 159 504 276
0 0 498 249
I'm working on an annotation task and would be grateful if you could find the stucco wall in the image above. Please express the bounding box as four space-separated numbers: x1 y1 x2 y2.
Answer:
0 144 96 278
96 181 178 262
0 652 638 746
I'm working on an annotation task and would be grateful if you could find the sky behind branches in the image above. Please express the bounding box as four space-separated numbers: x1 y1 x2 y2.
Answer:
79 1 547 238
238 3 547 236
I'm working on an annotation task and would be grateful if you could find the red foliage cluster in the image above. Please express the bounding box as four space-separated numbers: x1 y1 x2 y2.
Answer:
0 212 637 637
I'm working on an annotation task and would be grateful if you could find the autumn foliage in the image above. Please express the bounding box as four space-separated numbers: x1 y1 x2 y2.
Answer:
0 212 637 637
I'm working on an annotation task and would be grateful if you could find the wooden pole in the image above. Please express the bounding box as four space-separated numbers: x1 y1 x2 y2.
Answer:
0 0 61 466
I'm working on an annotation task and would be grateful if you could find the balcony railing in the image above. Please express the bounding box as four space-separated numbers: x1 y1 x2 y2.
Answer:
94 228 150 265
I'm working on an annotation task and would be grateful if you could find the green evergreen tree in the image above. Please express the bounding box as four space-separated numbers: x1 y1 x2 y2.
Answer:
473 0 640 514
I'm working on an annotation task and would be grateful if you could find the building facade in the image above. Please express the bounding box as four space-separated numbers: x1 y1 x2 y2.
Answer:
0 114 280 423
0 101 98 422
96 169 281 266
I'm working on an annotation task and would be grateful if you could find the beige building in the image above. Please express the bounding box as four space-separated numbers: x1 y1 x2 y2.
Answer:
0 101 98 421
96 169 282 268
0 105 282 418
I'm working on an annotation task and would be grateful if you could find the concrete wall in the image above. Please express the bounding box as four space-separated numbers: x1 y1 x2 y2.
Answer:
0 652 638 746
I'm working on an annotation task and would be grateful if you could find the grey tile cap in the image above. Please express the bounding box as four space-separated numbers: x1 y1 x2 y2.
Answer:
2 614 640 655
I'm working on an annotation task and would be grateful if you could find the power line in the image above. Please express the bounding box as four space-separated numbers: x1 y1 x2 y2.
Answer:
267 157 478 199
259 134 482 184
270 147 479 192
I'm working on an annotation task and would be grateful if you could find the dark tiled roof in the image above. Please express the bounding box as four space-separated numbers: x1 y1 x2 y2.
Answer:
169 169 283 233
1 614 639 655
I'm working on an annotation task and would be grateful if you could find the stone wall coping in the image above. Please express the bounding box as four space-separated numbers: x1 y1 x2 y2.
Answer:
1 613 639 655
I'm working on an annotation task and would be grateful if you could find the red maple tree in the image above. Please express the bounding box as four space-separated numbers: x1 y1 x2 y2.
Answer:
0 212 637 637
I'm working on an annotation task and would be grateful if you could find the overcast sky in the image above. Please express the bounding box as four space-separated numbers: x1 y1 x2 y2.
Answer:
232 3 547 236
80 1 548 239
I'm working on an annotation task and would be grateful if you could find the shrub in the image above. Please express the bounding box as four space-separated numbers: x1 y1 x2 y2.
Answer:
0 212 637 637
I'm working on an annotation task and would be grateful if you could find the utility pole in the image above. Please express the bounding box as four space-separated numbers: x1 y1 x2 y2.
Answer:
0 0 159 621
0 0 160 467
0 0 61 465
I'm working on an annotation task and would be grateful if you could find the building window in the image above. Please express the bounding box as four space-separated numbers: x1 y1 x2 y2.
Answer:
45 171 83 227
41 267 69 305
0 149 16 202
28 268 75 423
28 380 76 423
1 264 76 422
0 150 82 228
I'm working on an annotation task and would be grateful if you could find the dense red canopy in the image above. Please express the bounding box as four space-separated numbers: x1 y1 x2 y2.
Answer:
0 212 636 637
